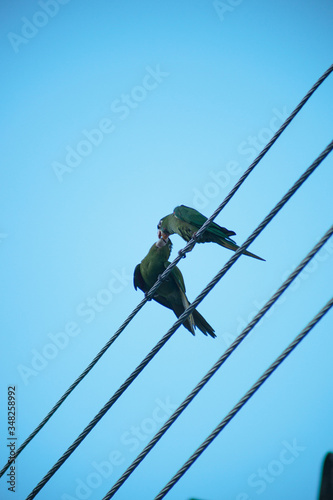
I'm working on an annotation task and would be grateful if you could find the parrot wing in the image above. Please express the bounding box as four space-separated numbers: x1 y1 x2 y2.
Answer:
174 205 236 238
164 262 186 293
134 262 181 314
133 264 149 293
164 261 186 293
163 261 215 336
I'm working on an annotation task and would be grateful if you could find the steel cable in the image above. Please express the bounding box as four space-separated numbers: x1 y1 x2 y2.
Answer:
154 297 333 499
1 64 331 480
25 141 333 499
102 225 333 499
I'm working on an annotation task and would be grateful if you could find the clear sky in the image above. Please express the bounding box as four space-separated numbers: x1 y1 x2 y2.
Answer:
1 1 332 499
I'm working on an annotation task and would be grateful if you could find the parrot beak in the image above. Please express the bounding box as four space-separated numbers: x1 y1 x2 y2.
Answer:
158 229 169 241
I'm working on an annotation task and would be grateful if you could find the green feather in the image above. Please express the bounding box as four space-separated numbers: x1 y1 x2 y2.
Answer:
158 205 265 261
133 238 216 337
174 205 237 241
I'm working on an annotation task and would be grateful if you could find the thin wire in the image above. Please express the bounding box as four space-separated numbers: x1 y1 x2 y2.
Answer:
176 63 333 257
154 297 333 499
1 64 331 480
102 225 333 499
25 141 333 499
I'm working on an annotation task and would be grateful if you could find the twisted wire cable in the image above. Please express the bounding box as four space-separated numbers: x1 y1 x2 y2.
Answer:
1 64 331 480
25 140 333 499
102 225 333 499
154 297 333 499
176 63 333 258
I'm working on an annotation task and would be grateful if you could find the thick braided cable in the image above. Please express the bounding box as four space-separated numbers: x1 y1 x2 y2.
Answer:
176 63 333 257
0 296 148 478
25 141 333 499
1 64 331 480
102 225 333 499
154 297 333 500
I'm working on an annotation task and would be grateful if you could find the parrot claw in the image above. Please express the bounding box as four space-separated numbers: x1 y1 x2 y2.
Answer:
192 231 202 243
179 241 195 258
145 291 153 301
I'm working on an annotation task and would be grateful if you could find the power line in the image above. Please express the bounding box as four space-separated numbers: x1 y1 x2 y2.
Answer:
177 64 333 258
101 225 333 499
154 297 333 499
25 141 332 499
2 63 330 484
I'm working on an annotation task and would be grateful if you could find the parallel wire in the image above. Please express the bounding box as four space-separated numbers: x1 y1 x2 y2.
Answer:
1 64 331 480
25 141 333 499
154 297 333 499
102 225 333 499
177 63 333 258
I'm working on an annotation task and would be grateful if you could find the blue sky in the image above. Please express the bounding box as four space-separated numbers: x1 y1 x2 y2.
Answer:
0 1 332 499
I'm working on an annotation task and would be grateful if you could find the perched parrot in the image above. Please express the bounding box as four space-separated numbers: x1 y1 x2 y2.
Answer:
157 204 265 261
134 237 216 338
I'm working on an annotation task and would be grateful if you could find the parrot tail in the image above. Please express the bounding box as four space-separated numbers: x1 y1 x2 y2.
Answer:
178 290 216 338
214 236 265 261
192 310 216 338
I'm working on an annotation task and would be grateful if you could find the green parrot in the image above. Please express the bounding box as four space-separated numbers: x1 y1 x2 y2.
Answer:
134 237 216 338
157 204 265 261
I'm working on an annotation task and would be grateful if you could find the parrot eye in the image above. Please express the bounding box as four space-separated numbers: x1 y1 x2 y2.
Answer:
157 220 162 229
